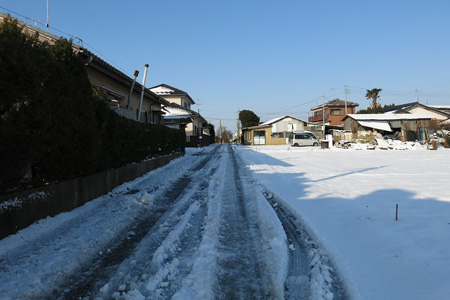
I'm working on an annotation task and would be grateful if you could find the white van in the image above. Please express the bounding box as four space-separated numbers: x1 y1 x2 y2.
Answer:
289 131 319 147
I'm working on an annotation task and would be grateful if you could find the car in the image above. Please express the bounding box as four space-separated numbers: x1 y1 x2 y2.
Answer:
289 131 319 147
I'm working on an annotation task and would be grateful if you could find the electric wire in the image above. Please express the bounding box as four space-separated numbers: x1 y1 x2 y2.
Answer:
0 6 132 77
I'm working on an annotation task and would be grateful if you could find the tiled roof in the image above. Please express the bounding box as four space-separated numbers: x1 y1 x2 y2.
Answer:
311 99 359 111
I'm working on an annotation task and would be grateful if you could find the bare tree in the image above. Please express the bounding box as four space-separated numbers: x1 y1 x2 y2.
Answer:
216 126 233 143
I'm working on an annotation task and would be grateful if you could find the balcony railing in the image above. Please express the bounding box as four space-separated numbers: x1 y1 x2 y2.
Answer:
308 115 324 123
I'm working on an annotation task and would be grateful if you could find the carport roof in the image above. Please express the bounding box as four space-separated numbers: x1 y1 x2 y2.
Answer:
358 121 392 132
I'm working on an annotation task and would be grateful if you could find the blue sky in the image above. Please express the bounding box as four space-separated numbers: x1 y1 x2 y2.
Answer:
2 0 450 132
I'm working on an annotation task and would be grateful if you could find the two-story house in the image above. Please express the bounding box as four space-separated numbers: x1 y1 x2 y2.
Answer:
309 99 359 126
151 84 212 147
79 49 169 124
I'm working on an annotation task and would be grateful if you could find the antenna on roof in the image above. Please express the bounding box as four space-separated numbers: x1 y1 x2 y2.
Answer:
196 99 202 113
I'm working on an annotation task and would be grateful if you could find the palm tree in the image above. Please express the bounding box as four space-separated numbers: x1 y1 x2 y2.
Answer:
365 88 383 109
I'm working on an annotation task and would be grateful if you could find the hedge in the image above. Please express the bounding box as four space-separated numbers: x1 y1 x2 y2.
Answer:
0 16 185 194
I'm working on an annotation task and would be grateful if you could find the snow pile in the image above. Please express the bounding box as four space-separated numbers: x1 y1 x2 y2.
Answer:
335 139 429 151
251 191 288 298
0 191 48 213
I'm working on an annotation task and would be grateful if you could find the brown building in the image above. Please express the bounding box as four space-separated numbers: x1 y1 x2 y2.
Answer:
309 99 359 126
242 116 307 145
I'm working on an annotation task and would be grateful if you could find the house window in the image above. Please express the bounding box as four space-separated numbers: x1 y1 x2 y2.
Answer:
272 132 285 139
253 131 266 145
330 109 343 116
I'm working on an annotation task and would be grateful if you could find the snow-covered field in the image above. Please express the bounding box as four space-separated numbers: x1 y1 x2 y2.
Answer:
235 143 450 300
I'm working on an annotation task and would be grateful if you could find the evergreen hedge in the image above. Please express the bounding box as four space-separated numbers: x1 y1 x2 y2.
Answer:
0 16 185 194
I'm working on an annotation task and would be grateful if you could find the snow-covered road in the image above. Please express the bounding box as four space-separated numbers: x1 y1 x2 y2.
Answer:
0 145 343 300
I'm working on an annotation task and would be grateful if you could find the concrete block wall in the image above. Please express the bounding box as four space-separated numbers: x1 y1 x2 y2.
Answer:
0 153 182 239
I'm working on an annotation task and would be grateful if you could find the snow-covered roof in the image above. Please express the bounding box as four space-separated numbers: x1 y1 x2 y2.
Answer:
346 113 432 121
358 121 392 132
260 116 306 126
162 103 206 123
162 106 193 117
429 105 450 109
149 84 195 105
150 86 175 95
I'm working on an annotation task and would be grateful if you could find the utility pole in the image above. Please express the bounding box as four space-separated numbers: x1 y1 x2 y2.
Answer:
219 120 222 144
344 84 348 115
138 64 149 122
237 109 240 144
196 99 202 114
322 94 326 139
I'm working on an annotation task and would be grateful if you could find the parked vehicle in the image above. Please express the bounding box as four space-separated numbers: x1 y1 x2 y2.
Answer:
289 131 319 147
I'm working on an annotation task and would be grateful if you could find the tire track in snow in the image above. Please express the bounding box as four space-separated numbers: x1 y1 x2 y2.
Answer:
92 157 218 300
0 148 215 299
53 146 220 299
262 192 347 300
215 145 266 300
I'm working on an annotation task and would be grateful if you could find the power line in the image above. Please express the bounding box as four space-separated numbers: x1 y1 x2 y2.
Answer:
0 6 132 77
347 86 450 97
203 117 237 121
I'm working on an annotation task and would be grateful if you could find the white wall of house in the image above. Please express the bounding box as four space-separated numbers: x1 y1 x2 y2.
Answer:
185 118 203 136
272 118 305 133
407 107 448 121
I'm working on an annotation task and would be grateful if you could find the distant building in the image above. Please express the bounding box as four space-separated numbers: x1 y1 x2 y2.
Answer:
342 114 432 141
309 99 359 126
242 116 307 145
151 84 213 147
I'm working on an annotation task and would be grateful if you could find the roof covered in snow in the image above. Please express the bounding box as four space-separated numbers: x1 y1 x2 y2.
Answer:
162 103 206 122
260 116 307 126
150 84 195 105
358 121 392 132
163 105 194 117
344 113 432 121
384 102 450 117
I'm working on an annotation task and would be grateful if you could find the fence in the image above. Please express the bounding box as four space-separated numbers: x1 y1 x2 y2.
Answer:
0 153 182 239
